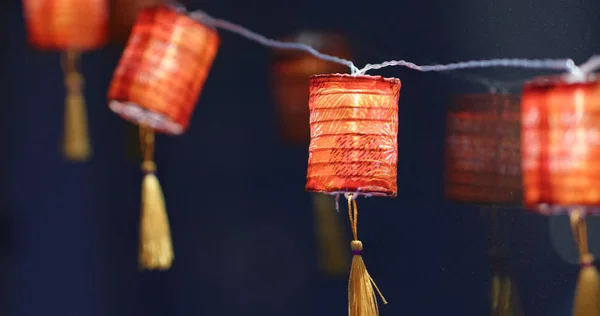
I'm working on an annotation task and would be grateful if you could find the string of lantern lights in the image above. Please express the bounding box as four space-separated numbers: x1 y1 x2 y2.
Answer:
21 1 600 316
189 9 598 78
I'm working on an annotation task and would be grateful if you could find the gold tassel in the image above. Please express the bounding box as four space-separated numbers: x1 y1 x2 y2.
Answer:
570 210 600 316
61 50 92 161
498 275 524 316
491 273 501 313
490 262 525 316
138 125 173 270
346 194 387 316
312 193 349 276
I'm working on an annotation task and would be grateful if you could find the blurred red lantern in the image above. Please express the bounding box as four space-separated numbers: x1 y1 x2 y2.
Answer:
271 32 351 144
22 0 109 161
444 93 525 315
522 76 600 214
522 75 600 316
23 0 108 50
108 5 219 134
444 93 522 205
107 5 220 270
306 73 400 315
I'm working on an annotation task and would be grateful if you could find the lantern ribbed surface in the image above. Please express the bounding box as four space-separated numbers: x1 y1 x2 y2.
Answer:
522 75 600 215
23 0 108 50
306 74 401 197
272 33 350 144
107 5 219 135
444 93 522 205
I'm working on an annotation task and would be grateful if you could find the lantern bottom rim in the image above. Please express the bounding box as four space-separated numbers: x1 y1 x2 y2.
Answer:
306 190 396 198
109 101 183 135
528 204 600 216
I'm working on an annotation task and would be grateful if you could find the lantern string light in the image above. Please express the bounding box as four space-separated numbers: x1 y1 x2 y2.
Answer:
356 58 581 76
356 43 533 92
189 9 598 79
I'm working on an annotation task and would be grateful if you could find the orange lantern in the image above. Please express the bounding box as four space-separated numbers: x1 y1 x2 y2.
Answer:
24 0 108 50
443 93 524 315
22 0 109 161
444 93 522 205
307 73 400 315
522 75 600 316
271 32 351 144
107 5 220 270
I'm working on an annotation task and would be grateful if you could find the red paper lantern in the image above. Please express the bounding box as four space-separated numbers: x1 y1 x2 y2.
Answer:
22 0 109 162
107 5 219 134
522 75 600 215
306 74 401 197
271 32 351 144
23 0 108 50
522 75 600 316
306 73 400 314
444 93 522 205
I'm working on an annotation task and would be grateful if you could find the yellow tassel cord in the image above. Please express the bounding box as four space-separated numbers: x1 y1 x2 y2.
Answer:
347 194 387 316
138 125 174 270
312 193 349 276
61 50 92 161
570 210 600 316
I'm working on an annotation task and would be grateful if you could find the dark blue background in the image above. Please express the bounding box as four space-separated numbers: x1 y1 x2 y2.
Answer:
1 0 599 315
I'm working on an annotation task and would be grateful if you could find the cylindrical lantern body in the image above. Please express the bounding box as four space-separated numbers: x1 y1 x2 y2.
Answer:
271 33 351 144
306 74 401 197
107 5 219 134
522 75 600 215
109 0 173 44
444 93 522 205
23 0 109 50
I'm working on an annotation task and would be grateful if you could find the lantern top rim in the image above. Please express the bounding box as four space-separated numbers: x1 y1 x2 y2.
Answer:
447 93 521 114
310 73 401 85
524 73 599 90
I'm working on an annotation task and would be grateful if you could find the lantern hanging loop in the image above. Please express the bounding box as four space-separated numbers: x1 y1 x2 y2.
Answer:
347 195 359 242
140 124 156 171
344 192 360 201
